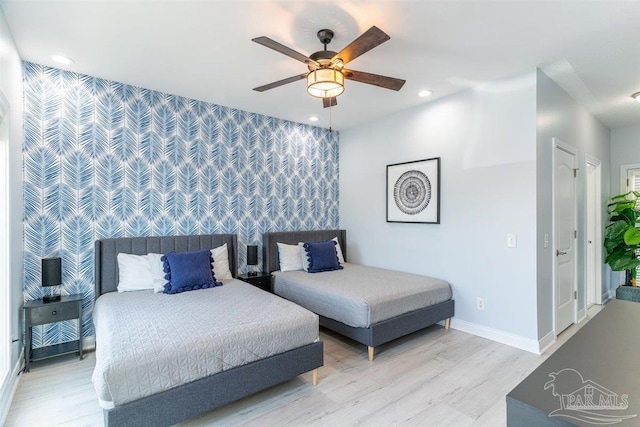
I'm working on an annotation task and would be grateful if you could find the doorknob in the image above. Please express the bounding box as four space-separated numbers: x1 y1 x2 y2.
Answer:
588 240 592 244
557 250 567 256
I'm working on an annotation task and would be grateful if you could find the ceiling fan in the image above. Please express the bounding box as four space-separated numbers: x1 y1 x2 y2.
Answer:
252 26 406 108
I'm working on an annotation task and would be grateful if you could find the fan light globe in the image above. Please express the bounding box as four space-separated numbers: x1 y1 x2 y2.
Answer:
306 69 345 98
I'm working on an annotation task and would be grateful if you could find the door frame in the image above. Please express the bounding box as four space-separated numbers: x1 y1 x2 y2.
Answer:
552 138 578 337
585 155 602 308
0 90 9 389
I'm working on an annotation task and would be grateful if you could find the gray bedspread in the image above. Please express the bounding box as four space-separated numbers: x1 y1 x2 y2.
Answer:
273 263 452 328
92 280 318 408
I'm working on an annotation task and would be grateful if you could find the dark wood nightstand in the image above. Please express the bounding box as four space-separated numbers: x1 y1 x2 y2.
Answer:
23 294 83 372
238 272 272 293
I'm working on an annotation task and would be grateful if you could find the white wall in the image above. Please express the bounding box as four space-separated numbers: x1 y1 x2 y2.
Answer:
535 70 611 341
0 5 24 421
611 123 640 189
340 71 540 346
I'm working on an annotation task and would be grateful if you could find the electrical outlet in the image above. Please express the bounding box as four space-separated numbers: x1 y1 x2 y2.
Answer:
477 297 485 311
544 234 549 248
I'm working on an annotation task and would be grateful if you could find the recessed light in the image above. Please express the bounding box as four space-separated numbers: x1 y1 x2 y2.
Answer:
51 55 75 65
632 92 640 103
309 116 319 122
418 90 434 98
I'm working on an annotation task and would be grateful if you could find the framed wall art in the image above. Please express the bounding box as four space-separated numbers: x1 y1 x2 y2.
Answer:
386 157 440 224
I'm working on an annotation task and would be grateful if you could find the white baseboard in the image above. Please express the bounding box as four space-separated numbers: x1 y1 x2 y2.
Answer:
577 308 586 323
0 349 24 426
537 330 556 354
602 289 613 303
446 318 541 354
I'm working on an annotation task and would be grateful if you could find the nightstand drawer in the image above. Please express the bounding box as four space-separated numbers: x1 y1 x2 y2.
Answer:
250 277 270 288
29 302 79 326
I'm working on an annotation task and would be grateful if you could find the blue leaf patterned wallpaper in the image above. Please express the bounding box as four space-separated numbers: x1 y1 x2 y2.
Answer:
23 62 339 347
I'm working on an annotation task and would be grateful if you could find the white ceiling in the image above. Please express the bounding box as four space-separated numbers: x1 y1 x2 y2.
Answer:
2 0 640 131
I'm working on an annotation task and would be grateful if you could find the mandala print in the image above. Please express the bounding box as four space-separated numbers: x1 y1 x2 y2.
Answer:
393 170 431 215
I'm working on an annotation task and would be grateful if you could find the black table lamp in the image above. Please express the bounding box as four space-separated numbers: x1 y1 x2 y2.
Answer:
42 257 62 303
247 245 258 276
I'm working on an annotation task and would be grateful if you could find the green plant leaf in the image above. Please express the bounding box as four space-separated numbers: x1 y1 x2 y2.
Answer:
612 192 631 201
606 221 629 240
625 228 640 245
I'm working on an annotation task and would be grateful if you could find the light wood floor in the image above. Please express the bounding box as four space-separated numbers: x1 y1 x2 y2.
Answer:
6 306 602 427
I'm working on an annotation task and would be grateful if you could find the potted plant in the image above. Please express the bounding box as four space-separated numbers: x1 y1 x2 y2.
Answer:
605 191 640 301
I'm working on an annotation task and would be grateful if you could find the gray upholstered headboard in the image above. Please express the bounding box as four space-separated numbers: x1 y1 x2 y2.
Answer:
262 230 346 273
94 234 238 297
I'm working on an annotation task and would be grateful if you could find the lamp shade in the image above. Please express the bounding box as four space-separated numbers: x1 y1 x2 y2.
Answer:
42 258 62 287
247 245 258 266
306 69 345 98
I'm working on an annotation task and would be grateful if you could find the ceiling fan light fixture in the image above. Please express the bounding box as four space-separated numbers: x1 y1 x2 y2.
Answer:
306 69 345 98
632 91 640 103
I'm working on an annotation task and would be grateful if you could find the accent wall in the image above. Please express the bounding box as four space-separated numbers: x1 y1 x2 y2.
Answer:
23 63 339 348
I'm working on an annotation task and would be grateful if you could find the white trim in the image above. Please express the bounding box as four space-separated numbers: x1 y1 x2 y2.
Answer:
446 318 541 354
0 90 10 402
552 138 579 338
577 308 586 323
585 155 603 306
602 289 613 304
538 330 556 354
0 348 23 426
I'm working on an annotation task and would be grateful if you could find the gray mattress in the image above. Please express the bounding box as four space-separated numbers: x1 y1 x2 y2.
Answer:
273 263 452 328
92 279 319 408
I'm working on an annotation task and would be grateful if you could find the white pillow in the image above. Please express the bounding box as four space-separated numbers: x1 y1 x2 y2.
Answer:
299 242 309 272
117 253 154 292
210 243 233 280
277 242 303 271
147 253 166 293
333 237 345 264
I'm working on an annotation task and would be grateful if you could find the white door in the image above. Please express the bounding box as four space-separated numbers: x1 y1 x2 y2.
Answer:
555 142 577 334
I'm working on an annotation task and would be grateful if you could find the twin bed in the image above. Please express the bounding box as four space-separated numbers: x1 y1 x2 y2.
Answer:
92 230 454 426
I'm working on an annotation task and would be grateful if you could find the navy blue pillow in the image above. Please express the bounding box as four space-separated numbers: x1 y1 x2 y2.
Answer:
304 241 343 273
162 250 222 294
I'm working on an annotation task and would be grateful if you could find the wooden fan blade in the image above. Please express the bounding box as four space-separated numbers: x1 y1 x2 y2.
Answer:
332 26 390 65
253 74 307 92
252 36 318 66
323 97 337 108
344 69 406 91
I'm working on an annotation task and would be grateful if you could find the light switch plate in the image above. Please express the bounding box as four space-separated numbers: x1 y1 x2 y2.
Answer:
507 234 517 248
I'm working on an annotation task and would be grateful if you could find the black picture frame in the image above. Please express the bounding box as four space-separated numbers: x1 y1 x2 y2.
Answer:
386 157 440 224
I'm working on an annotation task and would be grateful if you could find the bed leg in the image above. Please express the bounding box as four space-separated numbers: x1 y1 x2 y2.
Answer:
368 346 374 361
312 368 319 386
445 317 451 330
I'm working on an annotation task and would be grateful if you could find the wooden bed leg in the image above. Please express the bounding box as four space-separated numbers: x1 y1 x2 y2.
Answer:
312 368 319 386
445 317 451 330
368 346 374 362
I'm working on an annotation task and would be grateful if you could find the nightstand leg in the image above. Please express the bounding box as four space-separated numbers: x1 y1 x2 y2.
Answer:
78 307 83 360
312 368 319 386
25 324 31 372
